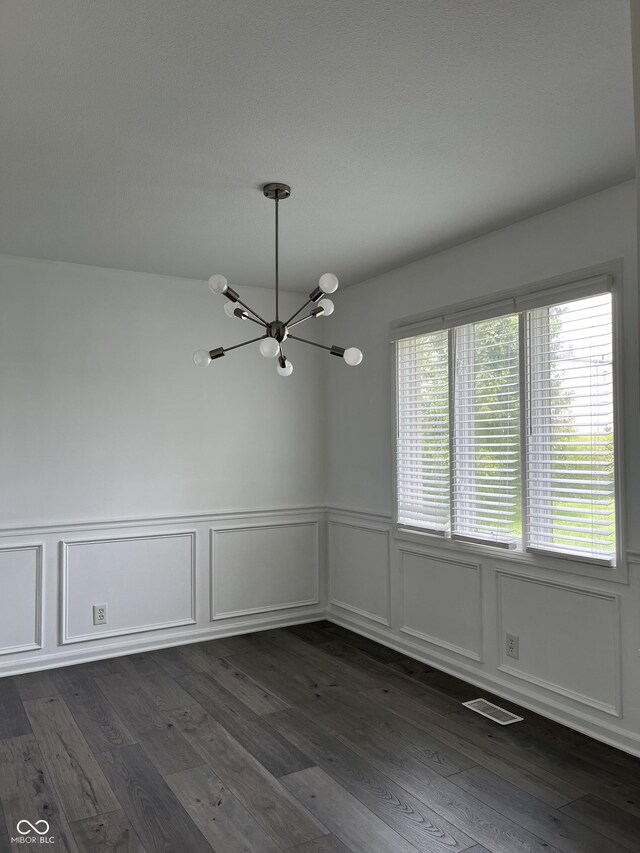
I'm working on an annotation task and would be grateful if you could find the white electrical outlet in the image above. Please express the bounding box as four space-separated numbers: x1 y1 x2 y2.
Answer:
93 604 107 625
506 633 519 659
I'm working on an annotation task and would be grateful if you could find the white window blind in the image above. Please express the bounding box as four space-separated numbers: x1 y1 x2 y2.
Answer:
396 331 450 532
452 315 521 547
527 293 616 562
394 281 617 565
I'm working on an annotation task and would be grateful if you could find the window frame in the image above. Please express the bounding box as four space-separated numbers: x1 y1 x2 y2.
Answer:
390 263 627 583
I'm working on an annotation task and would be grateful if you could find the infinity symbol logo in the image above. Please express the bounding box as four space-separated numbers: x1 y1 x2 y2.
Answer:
16 819 50 836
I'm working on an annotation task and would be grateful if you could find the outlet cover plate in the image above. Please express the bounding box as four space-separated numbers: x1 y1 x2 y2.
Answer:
506 632 519 659
93 604 107 625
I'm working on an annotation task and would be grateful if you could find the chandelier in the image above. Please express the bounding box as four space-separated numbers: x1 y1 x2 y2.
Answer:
193 183 363 376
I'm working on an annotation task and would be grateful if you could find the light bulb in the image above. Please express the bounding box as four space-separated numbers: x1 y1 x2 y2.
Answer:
208 274 228 295
319 273 339 294
223 301 237 318
343 347 363 366
277 359 294 377
193 349 212 367
317 297 334 316
259 337 280 359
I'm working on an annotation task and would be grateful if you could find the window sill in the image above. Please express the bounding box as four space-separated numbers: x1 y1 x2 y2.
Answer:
394 524 628 584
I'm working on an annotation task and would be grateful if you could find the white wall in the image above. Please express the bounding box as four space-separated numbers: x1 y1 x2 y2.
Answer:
0 256 326 673
324 180 640 755
0 256 324 524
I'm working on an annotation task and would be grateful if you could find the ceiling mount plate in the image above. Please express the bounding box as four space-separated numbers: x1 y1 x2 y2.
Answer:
263 182 291 201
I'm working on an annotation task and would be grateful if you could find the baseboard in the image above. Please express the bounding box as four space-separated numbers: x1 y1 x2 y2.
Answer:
0 607 326 677
326 609 640 759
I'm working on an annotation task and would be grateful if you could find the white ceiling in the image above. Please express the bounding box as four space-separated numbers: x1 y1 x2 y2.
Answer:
0 1 634 291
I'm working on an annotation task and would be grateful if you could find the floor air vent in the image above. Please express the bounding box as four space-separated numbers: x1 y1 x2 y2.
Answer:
462 698 523 725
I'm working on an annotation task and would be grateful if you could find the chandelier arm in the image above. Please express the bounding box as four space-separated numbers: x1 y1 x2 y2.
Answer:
243 314 268 328
284 298 313 326
234 298 268 325
287 310 322 330
224 334 268 354
287 334 332 353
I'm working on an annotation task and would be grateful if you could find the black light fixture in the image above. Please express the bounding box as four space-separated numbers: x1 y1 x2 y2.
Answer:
193 183 363 376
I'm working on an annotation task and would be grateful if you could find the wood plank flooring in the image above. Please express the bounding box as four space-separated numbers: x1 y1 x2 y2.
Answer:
1 621 639 852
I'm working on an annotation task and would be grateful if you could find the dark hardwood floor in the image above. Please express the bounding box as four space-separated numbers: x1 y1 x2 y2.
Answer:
1 620 639 852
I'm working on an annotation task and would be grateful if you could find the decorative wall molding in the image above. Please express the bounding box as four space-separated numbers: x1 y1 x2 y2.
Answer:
3 506 324 668
60 531 197 644
399 548 483 661
627 550 640 570
328 518 391 626
496 570 622 717
329 599 390 625
0 543 43 655
327 505 393 526
210 519 320 620
0 504 326 539
497 663 620 717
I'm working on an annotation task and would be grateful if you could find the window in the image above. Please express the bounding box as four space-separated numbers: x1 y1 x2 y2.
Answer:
395 277 617 565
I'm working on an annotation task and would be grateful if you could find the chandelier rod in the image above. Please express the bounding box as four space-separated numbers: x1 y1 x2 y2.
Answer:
232 295 267 325
220 334 268 355
243 313 267 328
275 194 280 322
284 288 321 327
287 308 322 330
285 298 312 327
287 333 332 352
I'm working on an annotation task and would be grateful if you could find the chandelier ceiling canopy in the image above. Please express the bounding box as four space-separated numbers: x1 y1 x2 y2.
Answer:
194 183 363 377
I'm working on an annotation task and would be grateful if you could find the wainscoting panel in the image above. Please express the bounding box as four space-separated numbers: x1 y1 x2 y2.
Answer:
328 519 390 625
61 532 196 643
497 571 621 716
400 549 482 661
0 545 42 654
211 520 319 619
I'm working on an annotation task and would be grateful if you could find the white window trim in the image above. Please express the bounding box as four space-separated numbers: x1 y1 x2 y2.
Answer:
390 261 628 584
